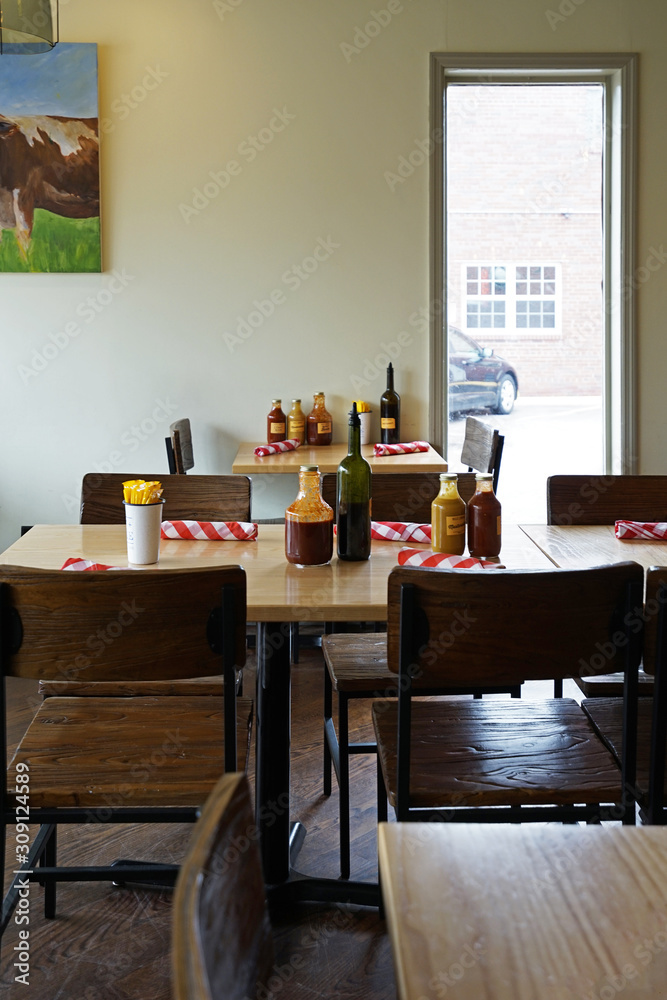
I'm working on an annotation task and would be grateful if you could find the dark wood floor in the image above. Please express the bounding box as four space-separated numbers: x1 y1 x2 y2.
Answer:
1 650 396 999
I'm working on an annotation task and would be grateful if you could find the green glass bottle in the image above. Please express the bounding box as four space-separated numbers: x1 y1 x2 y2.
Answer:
336 403 371 561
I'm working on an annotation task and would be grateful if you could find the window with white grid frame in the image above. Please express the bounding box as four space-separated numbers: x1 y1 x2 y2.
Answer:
516 264 558 329
465 264 506 329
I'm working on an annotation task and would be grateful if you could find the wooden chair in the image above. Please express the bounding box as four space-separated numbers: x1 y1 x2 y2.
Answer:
80 472 251 525
0 564 251 939
373 561 642 828
320 472 515 879
582 565 667 824
547 474 666 697
172 773 273 1000
166 418 194 475
460 415 504 494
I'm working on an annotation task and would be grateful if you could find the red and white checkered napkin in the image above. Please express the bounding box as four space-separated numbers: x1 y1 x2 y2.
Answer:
61 557 123 571
615 520 667 540
254 439 301 457
373 441 429 457
160 520 258 541
372 521 431 543
397 547 501 570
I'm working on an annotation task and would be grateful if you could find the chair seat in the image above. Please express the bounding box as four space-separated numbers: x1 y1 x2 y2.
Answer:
373 697 622 810
322 633 394 692
38 675 226 698
582 696 657 800
575 668 654 698
8 695 253 808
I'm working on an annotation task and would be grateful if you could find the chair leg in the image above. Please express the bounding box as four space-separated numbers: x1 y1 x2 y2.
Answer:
339 693 351 880
42 825 57 918
323 665 333 798
290 623 300 663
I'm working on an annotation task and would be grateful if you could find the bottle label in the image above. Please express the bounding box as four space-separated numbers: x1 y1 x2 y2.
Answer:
317 421 331 434
497 515 502 535
381 417 396 429
289 419 305 434
445 514 465 535
271 422 286 434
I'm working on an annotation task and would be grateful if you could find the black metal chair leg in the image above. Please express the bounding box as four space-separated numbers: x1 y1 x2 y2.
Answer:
339 693 350 880
42 826 57 918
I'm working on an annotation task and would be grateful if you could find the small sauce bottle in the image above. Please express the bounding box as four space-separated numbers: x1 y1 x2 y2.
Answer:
267 400 287 444
287 399 306 444
306 392 333 446
285 465 334 566
467 472 501 557
431 473 466 555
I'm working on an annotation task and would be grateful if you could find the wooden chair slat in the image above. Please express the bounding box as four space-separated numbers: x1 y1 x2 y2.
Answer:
80 473 251 524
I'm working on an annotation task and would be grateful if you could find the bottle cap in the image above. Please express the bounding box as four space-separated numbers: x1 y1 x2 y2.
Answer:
271 399 281 405
440 473 458 481
348 401 360 427
475 473 493 481
292 398 301 404
300 464 319 472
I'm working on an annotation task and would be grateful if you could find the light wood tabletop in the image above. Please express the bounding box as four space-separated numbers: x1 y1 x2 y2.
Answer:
520 523 667 571
379 822 667 1000
3 524 552 623
231 441 448 475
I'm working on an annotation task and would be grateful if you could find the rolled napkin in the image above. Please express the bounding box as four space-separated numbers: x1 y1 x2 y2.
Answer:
62 557 123 571
373 441 429 456
397 547 501 569
372 521 431 543
615 520 667 540
160 520 258 541
254 439 301 457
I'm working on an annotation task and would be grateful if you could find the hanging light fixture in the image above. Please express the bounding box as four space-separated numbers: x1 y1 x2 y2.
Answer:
0 0 58 54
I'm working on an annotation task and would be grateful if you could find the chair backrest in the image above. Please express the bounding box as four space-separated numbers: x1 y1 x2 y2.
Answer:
385 561 643 688
321 472 447 522
80 473 251 525
172 773 273 1000
0 564 246 683
167 418 194 474
547 475 667 526
460 416 504 494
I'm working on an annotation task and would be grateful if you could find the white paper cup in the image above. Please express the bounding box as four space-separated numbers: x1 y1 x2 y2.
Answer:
124 499 165 565
359 411 372 445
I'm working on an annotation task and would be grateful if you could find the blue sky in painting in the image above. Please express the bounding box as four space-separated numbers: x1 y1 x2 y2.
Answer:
0 43 97 117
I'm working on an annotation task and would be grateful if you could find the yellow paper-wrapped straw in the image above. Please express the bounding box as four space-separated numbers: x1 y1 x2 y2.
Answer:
122 479 163 504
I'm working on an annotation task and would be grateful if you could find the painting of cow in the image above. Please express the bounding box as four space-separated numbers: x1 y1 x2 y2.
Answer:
0 113 99 258
0 43 100 272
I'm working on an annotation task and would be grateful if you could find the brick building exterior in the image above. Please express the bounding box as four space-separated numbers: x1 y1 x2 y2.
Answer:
446 84 603 396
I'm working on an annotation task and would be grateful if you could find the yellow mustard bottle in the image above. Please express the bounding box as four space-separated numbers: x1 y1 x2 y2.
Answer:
431 473 466 555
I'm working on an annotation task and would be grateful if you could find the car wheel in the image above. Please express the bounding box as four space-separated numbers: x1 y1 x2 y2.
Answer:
495 375 516 415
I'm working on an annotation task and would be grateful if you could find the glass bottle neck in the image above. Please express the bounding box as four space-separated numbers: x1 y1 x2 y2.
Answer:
474 479 495 495
347 420 361 456
438 479 461 500
297 470 321 499
386 369 394 390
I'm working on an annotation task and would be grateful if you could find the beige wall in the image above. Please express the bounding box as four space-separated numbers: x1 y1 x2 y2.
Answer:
2 0 666 547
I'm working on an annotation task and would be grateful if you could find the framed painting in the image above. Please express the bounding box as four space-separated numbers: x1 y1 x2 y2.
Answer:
0 42 100 272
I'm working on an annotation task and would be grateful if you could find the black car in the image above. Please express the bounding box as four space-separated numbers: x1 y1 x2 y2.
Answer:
448 326 518 415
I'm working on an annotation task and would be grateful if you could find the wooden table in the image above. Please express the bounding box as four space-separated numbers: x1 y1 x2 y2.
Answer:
520 523 667 571
1 524 551 906
379 822 667 1000
232 441 448 475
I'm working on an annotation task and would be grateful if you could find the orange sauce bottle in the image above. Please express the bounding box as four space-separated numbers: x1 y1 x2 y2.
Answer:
267 399 287 444
467 473 501 557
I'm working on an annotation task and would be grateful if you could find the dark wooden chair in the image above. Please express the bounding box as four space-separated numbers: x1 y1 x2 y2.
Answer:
172 773 273 1000
0 564 251 939
373 561 642 828
582 565 667 824
166 418 194 475
320 471 515 879
547 474 667 697
460 415 504 494
80 472 251 525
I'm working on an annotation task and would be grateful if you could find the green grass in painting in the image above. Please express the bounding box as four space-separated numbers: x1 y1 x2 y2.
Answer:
0 209 100 273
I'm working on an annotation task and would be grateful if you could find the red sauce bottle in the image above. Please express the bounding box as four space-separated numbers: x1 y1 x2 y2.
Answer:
267 399 287 444
306 392 333 446
285 465 334 566
467 473 501 557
